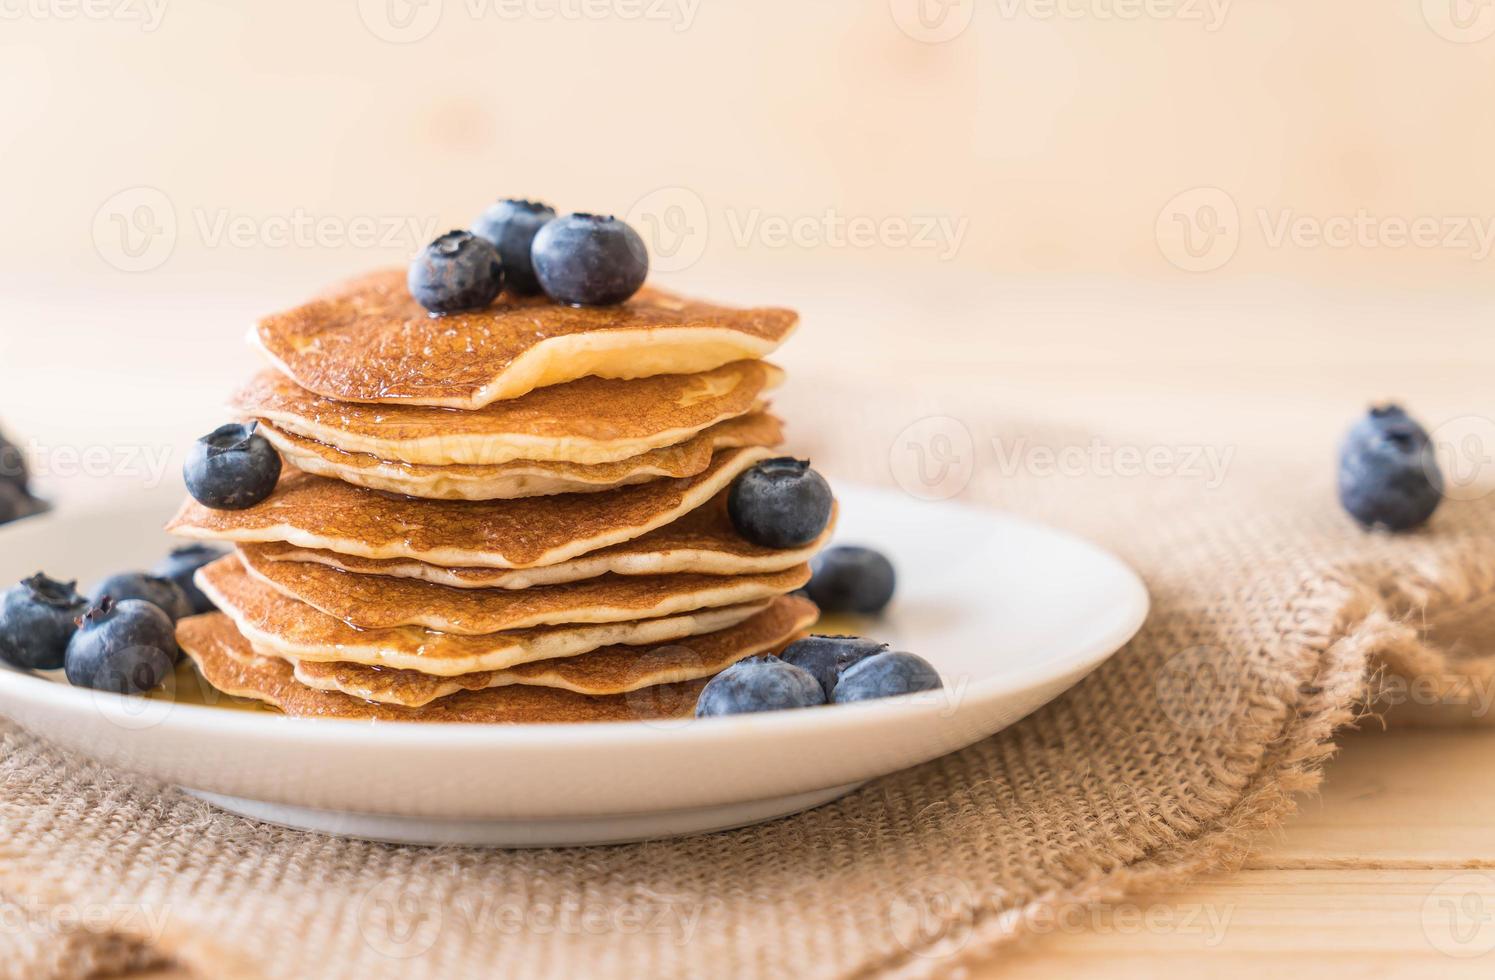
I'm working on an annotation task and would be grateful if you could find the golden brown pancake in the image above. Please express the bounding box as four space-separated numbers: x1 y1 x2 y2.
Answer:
289 595 817 706
167 446 772 569
177 614 706 723
252 269 798 408
239 494 836 589
238 543 809 633
196 554 769 675
256 412 784 500
230 361 783 466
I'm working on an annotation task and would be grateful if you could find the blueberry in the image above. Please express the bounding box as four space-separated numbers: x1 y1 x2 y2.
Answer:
408 230 504 315
779 634 888 699
0 428 28 495
728 458 834 549
1338 404 1443 532
832 651 943 704
90 571 193 622
153 544 227 615
184 422 282 510
694 654 826 717
471 199 556 296
0 482 45 527
64 597 177 694
0 573 87 670
531 213 648 306
807 545 896 614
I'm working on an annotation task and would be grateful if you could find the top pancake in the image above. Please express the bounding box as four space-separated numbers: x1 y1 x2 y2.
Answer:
252 269 798 408
230 360 784 466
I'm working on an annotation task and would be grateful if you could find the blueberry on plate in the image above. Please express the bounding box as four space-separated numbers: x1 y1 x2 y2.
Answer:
694 654 825 717
832 651 943 704
1338 404 1443 532
153 543 227 615
807 545 896 615
64 597 177 694
184 422 282 511
0 573 88 671
471 199 556 296
531 213 649 306
0 428 28 494
728 458 834 549
408 230 504 314
779 634 888 700
90 571 193 623
0 482 45 527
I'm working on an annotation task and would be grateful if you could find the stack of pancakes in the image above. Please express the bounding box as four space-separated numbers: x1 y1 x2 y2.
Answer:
168 269 828 722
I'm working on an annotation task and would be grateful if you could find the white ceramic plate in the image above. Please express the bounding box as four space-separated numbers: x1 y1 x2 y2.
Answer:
0 482 1147 847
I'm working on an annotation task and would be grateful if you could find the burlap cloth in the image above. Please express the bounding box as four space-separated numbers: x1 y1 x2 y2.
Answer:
2 378 1492 980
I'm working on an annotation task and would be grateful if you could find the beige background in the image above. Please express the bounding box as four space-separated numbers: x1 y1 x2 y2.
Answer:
3 0 1494 503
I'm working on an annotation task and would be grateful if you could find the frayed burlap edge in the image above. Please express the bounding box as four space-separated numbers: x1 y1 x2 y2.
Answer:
861 553 1494 979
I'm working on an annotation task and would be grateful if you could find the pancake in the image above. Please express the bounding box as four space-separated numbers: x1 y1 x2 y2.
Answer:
256 412 784 500
167 446 773 569
290 595 817 706
239 494 836 589
177 614 706 723
238 543 809 633
230 361 783 466
252 269 798 408
196 554 769 675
